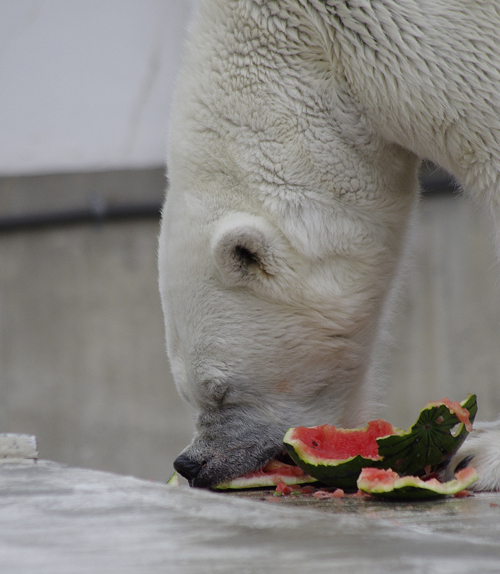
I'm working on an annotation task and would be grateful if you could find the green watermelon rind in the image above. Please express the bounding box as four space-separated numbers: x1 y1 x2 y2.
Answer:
165 471 180 486
215 471 317 490
283 394 477 490
357 468 479 500
376 394 477 476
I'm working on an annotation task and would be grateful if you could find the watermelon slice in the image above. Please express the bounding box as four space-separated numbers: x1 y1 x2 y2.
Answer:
357 466 478 500
215 459 317 490
283 395 477 490
375 394 477 476
283 419 396 489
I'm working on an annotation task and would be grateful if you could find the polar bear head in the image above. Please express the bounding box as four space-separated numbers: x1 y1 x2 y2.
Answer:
159 159 417 487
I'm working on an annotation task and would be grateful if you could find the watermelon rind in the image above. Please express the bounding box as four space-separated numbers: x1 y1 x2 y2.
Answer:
357 468 479 500
283 395 477 490
376 394 477 477
283 424 397 489
215 471 317 490
165 471 180 486
283 444 381 490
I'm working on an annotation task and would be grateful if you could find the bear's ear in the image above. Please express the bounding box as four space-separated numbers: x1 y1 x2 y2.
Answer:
211 214 282 286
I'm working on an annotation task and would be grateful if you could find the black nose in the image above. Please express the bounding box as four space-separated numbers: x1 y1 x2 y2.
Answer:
173 453 204 482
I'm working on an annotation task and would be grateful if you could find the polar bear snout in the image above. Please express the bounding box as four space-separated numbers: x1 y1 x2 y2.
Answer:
172 415 288 488
172 444 276 489
173 453 205 484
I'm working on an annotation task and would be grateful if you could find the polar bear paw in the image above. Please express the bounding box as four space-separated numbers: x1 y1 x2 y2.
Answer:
444 420 500 491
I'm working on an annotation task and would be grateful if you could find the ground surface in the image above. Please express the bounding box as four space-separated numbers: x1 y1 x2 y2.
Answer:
1 459 499 574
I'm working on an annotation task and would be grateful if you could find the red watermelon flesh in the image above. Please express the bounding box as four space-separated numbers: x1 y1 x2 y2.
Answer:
424 398 472 432
214 458 317 489
293 419 396 461
358 467 402 485
359 465 477 488
357 466 478 499
260 459 305 476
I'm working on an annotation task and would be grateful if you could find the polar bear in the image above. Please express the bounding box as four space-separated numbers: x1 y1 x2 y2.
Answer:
159 0 500 489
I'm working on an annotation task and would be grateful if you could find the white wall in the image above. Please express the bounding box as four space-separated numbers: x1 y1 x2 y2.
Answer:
0 1 194 176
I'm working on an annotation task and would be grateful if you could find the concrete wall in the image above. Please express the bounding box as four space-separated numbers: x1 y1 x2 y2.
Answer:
0 214 194 482
0 1 200 480
0 0 194 176
382 194 500 428
0 170 194 482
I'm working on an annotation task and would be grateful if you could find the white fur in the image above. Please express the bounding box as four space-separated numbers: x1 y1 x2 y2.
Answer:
159 0 500 489
445 420 500 492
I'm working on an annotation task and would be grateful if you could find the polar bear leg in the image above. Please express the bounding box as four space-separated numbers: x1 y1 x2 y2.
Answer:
444 421 500 491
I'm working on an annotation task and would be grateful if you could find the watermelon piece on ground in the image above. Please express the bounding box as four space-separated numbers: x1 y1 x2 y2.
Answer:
283 419 397 489
166 471 180 486
376 394 477 476
357 466 478 500
283 395 477 490
214 459 317 490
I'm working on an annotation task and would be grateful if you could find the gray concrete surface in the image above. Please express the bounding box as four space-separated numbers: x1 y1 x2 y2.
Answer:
0 170 499 485
0 168 165 222
381 192 500 428
0 459 500 574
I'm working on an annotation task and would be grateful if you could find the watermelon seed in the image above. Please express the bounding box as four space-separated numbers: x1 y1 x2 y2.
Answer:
312 441 318 447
